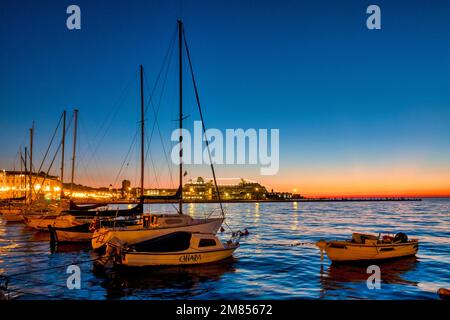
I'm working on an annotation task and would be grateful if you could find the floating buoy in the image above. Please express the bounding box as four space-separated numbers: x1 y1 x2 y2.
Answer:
437 288 450 300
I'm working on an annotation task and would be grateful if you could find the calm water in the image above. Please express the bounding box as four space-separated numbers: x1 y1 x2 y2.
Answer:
1 199 449 300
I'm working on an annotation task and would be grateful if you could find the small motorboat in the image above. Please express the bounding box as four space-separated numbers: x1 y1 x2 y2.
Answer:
100 231 239 267
316 232 419 263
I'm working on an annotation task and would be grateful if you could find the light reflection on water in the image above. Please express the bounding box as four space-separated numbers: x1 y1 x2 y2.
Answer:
0 198 449 299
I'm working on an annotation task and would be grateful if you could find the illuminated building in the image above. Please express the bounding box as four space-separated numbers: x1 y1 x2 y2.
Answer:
183 177 269 201
121 179 131 199
0 170 62 200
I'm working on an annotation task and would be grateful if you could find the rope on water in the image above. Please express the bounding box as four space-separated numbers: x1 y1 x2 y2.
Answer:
0 256 105 300
2 256 103 279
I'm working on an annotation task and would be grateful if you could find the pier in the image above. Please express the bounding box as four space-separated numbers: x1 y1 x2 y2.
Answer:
73 197 422 205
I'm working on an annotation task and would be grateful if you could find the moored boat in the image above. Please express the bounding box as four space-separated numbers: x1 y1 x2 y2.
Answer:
48 217 142 243
24 213 90 231
102 231 238 267
91 214 224 250
316 232 419 263
92 24 228 251
1 210 25 222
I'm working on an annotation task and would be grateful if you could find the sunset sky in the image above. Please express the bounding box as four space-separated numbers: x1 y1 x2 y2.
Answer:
1 0 450 197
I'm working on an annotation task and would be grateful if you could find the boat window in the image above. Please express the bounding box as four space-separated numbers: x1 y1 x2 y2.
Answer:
198 239 217 247
133 232 192 252
165 219 183 225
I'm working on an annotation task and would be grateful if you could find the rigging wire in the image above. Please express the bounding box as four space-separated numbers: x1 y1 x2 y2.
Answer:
110 29 176 191
77 115 108 188
183 27 225 218
31 112 64 193
32 112 73 198
112 128 139 188
79 74 137 182
142 27 177 189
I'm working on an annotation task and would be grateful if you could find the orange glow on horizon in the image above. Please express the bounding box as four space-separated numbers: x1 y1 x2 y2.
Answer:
74 163 450 199
261 163 450 198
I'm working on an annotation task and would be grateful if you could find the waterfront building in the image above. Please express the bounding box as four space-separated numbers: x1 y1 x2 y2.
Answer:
0 170 62 200
183 177 268 201
121 179 131 199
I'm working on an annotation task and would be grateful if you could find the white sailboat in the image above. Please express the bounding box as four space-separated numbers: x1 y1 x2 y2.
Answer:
92 214 224 249
23 111 80 230
92 21 225 250
102 231 238 267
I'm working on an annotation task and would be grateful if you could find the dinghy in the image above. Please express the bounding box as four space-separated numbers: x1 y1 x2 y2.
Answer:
316 232 419 263
102 231 238 267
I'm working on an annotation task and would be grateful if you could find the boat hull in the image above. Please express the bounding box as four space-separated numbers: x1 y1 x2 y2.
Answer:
1 212 24 222
53 229 93 243
122 246 237 267
24 215 90 231
92 217 224 250
317 240 419 262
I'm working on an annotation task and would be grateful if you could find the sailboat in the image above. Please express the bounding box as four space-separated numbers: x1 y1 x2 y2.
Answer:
23 110 84 229
1 128 37 222
91 21 225 250
0 197 26 222
101 232 238 267
25 110 145 232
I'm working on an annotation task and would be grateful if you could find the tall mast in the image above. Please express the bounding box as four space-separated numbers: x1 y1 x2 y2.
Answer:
24 147 27 199
70 109 78 197
178 19 183 214
29 123 34 202
140 65 145 198
60 110 66 199
19 148 23 196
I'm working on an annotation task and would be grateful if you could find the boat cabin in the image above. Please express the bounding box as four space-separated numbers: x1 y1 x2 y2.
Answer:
129 231 224 253
142 214 194 229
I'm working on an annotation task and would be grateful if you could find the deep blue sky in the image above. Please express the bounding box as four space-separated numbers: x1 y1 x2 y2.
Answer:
1 0 450 195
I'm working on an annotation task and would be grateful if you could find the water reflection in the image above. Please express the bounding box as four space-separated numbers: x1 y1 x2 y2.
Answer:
52 243 92 254
1 199 449 299
253 203 260 224
95 258 237 299
319 256 419 296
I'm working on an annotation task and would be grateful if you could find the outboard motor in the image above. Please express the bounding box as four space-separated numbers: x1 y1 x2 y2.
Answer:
394 232 408 243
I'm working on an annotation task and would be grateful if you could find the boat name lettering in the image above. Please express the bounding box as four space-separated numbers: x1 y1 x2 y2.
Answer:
179 254 201 263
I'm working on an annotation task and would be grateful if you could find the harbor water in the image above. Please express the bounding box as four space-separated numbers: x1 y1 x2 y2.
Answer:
1 198 449 299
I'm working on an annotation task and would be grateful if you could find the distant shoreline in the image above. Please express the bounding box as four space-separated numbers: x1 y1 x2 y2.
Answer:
74 197 423 205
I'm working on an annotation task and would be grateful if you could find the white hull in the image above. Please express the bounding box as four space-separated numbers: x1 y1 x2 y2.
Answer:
123 246 237 266
92 217 224 250
24 215 91 231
